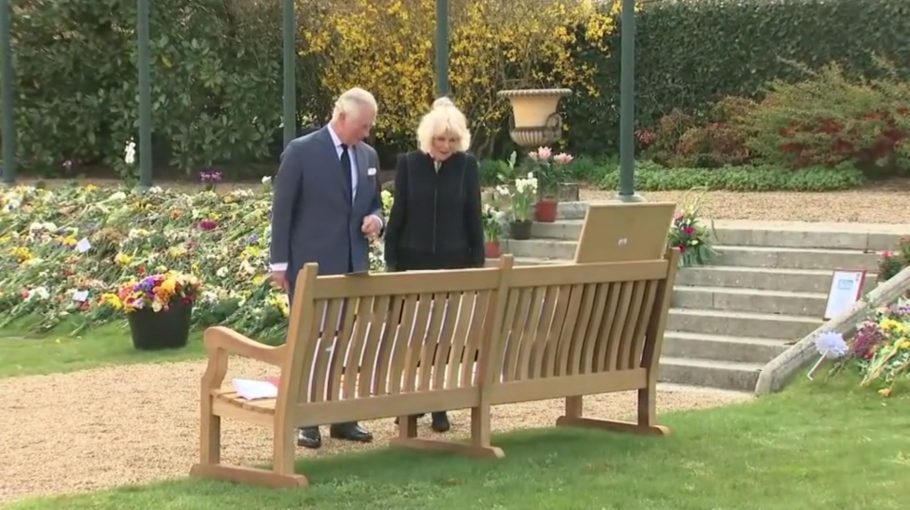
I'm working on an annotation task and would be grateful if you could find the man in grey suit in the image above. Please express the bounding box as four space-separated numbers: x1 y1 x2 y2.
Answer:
269 87 384 449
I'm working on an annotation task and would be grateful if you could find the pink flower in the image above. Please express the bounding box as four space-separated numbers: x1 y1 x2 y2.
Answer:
535 146 553 160
553 153 574 165
528 151 539 161
198 219 218 231
882 250 893 258
684 226 695 236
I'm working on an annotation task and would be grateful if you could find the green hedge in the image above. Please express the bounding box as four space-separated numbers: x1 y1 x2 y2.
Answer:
599 162 866 192
10 0 331 179
566 0 910 155
481 156 865 192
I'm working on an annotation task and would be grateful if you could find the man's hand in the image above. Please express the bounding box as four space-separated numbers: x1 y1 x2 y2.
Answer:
361 214 382 238
271 271 288 291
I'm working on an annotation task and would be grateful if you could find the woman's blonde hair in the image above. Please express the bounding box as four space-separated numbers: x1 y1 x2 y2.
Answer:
416 97 471 154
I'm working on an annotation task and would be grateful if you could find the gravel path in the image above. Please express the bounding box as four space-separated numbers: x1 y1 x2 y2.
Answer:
0 357 751 505
581 180 910 223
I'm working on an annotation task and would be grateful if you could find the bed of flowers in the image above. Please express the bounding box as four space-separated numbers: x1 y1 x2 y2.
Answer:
814 298 910 396
0 182 393 344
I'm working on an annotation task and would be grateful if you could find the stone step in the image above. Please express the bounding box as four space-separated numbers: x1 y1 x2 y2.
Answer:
672 286 828 316
676 266 879 294
667 308 822 340
659 356 763 392
662 332 790 364
557 202 589 221
712 245 878 271
529 216 910 252
503 240 880 272
502 239 578 260
711 221 909 251
485 257 564 267
531 220 583 240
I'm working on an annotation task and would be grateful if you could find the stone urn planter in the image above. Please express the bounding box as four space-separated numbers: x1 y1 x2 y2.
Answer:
497 88 572 148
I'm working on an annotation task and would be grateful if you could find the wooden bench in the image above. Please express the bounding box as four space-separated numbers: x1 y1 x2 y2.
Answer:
190 249 679 488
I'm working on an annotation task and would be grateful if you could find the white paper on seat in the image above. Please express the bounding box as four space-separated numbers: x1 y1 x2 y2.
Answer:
232 378 278 400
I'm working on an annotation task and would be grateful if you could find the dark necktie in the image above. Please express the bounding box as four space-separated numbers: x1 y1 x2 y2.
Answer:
340 144 353 204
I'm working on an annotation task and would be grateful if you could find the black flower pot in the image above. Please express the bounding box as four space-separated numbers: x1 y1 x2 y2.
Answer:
127 300 192 350
510 220 533 240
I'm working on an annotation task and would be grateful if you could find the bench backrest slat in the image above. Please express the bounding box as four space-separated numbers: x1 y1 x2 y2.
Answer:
494 256 676 383
279 266 504 410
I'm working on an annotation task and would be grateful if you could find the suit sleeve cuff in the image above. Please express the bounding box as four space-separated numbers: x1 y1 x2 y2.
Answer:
270 262 288 271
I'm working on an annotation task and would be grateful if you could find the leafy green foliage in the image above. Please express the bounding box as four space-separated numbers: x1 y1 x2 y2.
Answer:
567 0 910 156
599 161 865 191
11 0 324 178
638 97 755 168
738 60 910 175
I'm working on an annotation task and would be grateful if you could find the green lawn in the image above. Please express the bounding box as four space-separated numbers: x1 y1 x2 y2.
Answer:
0 320 205 378
5 378 907 510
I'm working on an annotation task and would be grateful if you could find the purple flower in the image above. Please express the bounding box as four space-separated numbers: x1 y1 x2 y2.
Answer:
852 321 885 359
198 219 218 231
199 168 223 184
247 234 260 245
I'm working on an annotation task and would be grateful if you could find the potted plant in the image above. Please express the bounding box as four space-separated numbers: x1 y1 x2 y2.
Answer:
116 271 202 350
526 147 574 223
507 172 538 240
483 203 505 258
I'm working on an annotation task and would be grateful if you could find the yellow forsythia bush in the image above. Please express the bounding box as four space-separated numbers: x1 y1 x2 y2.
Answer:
298 0 620 154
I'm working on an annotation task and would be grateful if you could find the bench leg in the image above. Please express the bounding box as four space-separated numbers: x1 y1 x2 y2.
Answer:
190 463 309 488
190 399 309 488
199 396 222 465
555 387 670 436
390 406 504 459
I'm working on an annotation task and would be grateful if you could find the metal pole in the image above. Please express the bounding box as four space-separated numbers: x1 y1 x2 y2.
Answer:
617 0 642 201
282 0 296 147
137 0 152 189
435 0 450 98
0 0 14 185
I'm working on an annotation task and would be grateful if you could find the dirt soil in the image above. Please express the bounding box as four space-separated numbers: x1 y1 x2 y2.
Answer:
0 357 751 504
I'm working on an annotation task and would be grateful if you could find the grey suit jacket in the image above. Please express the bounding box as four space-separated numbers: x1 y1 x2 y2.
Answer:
269 127 383 288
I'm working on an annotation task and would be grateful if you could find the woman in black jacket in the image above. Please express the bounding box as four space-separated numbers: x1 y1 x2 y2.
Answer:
384 97 485 432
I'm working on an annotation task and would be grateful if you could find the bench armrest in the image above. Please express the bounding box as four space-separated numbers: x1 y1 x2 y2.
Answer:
199 326 286 392
203 326 285 367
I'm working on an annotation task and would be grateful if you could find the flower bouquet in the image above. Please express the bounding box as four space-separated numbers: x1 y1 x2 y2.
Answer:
667 188 716 267
827 300 910 396
114 271 202 350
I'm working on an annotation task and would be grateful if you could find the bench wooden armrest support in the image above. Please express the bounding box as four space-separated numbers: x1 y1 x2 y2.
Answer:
203 326 285 367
